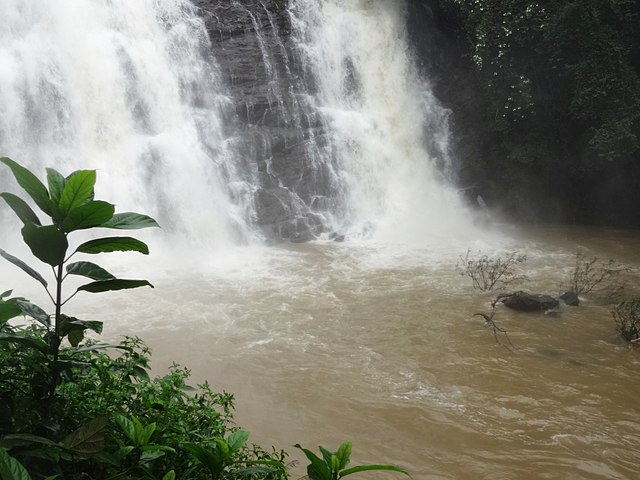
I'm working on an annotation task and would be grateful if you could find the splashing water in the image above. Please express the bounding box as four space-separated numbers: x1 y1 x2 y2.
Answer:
289 0 476 244
0 0 258 252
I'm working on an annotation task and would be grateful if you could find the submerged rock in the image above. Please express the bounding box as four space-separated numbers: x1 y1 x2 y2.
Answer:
559 291 580 306
501 291 559 312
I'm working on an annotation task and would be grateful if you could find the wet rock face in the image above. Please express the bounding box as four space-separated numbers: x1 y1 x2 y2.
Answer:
501 291 560 312
192 0 335 242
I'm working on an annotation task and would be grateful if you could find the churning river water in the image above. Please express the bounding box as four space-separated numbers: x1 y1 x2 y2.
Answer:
53 223 639 480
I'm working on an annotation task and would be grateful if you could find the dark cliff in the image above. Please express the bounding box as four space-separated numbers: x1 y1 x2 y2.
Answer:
192 0 640 232
193 0 334 242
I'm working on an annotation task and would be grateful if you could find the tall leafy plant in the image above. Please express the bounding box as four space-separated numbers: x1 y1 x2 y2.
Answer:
0 156 158 407
295 441 410 480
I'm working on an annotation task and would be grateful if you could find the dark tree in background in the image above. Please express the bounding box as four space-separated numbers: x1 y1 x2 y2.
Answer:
419 0 640 226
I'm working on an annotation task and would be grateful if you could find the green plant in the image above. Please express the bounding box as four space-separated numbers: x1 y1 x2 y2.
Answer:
94 414 176 479
184 431 285 480
0 447 32 480
457 250 526 291
0 157 158 404
294 441 410 480
0 159 289 479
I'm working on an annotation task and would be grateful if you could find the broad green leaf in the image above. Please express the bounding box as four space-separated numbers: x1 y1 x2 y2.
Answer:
139 422 157 446
340 464 411 478
66 261 115 281
140 450 165 462
0 433 58 448
214 438 230 460
101 212 159 230
46 168 66 205
0 157 52 216
59 315 103 336
183 443 223 477
0 333 49 354
0 192 41 225
294 445 331 480
0 248 47 288
336 441 352 470
114 445 135 460
0 448 32 480
115 415 137 444
67 328 84 347
318 446 334 467
75 237 149 255
63 416 109 457
161 471 176 480
59 170 95 215
61 200 114 232
130 365 150 382
0 299 22 324
226 430 249 453
16 300 50 327
21 223 68 267
77 279 153 293
0 290 12 299
331 455 340 474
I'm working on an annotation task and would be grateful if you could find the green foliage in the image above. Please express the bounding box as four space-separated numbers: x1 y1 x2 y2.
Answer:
0 157 158 365
439 0 640 224
0 159 288 479
0 448 32 480
0 158 158 453
294 441 410 480
457 250 527 291
445 0 640 157
184 431 285 480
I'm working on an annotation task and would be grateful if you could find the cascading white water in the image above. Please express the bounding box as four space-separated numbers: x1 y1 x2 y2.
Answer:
0 0 257 250
289 0 476 243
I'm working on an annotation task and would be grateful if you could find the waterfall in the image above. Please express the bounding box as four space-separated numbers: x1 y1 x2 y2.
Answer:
0 0 258 250
288 0 474 243
0 0 477 251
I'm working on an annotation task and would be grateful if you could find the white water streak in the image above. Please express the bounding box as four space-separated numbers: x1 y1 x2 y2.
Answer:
290 0 475 244
0 0 256 250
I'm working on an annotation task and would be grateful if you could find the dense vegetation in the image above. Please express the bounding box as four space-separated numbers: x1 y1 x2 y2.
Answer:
416 0 640 226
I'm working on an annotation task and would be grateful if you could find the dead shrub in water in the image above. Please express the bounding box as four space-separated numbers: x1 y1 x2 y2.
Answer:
457 250 527 291
566 252 626 297
613 298 640 343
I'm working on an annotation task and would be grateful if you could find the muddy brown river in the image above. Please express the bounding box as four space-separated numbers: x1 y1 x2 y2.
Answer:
7 224 640 479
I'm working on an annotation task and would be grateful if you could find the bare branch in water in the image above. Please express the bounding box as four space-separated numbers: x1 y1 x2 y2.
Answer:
474 297 514 353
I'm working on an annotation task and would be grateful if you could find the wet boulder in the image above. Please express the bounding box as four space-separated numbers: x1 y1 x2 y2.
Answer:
559 291 580 306
501 291 559 312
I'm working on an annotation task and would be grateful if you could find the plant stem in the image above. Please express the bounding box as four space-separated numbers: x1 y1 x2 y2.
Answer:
53 261 63 361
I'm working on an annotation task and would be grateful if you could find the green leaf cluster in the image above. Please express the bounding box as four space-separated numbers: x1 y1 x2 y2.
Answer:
295 441 410 480
0 157 157 362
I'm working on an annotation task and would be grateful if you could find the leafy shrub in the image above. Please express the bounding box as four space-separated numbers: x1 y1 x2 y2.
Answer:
0 158 287 479
612 298 640 343
457 250 526 291
294 441 410 480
